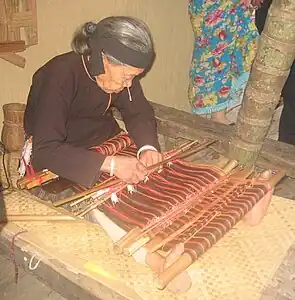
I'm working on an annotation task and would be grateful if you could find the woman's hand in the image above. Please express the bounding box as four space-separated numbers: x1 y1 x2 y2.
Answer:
101 155 148 184
139 150 163 171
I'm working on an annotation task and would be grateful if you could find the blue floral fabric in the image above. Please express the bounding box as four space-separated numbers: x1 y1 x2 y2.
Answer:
188 0 258 114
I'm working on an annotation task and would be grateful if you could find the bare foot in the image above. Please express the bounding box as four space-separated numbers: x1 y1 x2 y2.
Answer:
198 113 211 119
146 244 192 294
211 110 233 125
243 170 274 226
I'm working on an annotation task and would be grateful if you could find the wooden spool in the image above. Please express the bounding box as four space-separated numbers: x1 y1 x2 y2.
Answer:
1 103 26 153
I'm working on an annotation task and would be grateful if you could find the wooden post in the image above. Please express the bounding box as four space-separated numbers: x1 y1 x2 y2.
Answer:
228 0 295 167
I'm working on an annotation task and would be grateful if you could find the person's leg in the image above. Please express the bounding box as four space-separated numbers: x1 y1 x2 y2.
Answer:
278 64 295 145
255 0 272 34
211 110 232 124
188 7 233 124
202 50 233 124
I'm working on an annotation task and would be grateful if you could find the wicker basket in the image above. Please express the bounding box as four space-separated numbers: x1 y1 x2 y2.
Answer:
1 103 26 153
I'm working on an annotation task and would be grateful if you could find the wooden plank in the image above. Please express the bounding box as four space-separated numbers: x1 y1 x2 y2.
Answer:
0 249 66 300
10 12 35 27
0 40 25 53
0 234 127 300
0 253 25 289
0 24 8 42
4 0 21 41
24 0 38 45
0 0 7 24
112 102 295 177
0 0 8 43
1 0 38 48
0 257 66 300
274 177 295 200
0 53 26 68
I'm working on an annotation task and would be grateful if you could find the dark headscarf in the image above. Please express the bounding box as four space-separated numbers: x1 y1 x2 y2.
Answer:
85 22 154 76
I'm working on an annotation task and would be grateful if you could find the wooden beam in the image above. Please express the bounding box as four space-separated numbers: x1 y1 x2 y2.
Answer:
0 233 129 300
112 102 295 177
275 176 295 200
0 52 26 68
0 40 25 53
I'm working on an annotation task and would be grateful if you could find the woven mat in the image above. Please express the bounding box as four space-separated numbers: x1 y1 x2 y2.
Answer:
2 190 295 300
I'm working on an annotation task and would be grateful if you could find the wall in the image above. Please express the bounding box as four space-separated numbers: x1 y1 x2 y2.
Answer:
0 0 193 126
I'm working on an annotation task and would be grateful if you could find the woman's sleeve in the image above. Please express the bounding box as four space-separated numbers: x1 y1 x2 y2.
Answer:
30 72 106 188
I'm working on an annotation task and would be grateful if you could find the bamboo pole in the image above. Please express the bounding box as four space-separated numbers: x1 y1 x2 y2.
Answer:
228 0 295 167
0 214 76 222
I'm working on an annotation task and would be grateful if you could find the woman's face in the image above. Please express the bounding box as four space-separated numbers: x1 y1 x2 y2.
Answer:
95 56 144 94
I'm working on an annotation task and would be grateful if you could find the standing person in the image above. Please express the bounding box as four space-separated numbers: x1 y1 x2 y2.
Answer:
188 0 258 124
255 0 295 145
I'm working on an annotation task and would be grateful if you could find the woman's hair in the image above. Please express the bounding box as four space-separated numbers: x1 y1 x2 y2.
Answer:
71 16 154 65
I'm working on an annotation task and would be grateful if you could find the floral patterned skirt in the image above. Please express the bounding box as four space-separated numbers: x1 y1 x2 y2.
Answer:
188 0 258 115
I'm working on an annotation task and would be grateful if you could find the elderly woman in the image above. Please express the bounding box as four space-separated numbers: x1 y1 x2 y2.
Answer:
23 16 163 188
22 17 192 293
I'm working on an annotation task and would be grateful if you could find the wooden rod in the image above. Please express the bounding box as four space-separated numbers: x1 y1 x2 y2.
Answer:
230 167 254 180
53 177 117 207
124 235 151 256
144 236 164 251
1 214 76 222
153 252 193 290
0 41 26 53
146 139 216 172
222 160 239 174
75 194 115 217
113 227 142 254
269 169 286 187
17 169 57 189
0 53 26 68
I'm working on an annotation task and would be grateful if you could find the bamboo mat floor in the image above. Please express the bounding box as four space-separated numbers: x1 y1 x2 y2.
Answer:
0 232 294 300
0 247 66 300
229 103 295 299
2 191 295 300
